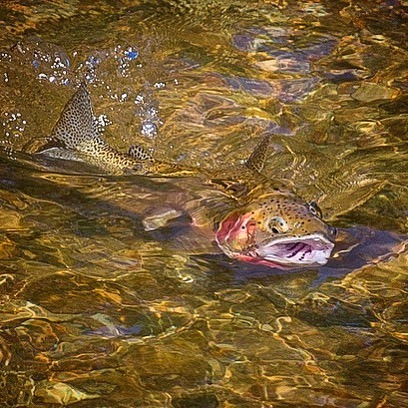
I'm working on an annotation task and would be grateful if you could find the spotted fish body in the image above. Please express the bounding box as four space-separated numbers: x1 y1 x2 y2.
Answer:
36 84 337 269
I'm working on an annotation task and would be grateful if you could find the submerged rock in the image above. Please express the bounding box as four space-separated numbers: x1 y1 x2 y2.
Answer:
352 82 399 102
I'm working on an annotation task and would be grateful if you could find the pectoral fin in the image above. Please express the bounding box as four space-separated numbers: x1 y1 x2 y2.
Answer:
142 207 185 231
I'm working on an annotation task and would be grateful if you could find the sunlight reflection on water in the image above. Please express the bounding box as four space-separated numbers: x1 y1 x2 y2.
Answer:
0 0 407 406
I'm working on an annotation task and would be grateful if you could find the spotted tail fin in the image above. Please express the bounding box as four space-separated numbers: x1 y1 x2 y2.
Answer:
245 135 270 173
50 83 101 149
36 83 102 157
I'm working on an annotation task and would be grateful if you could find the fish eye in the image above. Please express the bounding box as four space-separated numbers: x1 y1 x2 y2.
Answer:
268 216 289 233
309 201 322 218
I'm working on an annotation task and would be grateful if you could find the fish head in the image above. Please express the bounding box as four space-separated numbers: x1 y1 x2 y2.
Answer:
215 193 336 269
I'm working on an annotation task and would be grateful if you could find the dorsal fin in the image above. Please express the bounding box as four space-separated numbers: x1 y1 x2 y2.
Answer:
48 82 101 150
245 135 270 173
128 145 153 161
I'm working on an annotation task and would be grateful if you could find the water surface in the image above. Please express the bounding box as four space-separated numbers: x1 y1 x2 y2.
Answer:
0 1 407 407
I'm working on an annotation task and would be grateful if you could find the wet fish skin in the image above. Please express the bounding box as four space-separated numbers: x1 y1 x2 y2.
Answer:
35 83 337 269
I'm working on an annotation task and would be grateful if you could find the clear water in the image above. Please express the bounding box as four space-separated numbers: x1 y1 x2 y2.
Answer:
0 1 407 407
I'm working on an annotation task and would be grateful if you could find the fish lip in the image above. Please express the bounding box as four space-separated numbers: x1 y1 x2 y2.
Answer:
252 233 335 266
260 233 334 248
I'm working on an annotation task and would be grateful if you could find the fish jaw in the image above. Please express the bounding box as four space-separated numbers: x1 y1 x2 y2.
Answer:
215 210 335 269
247 234 335 268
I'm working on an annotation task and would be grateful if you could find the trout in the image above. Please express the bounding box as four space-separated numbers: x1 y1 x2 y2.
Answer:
36 84 337 269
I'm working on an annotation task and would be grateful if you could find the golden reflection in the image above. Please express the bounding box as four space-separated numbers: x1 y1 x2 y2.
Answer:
0 0 407 406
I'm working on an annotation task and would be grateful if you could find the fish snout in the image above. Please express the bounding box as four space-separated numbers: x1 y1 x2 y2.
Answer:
299 216 337 243
327 224 337 240
314 221 337 243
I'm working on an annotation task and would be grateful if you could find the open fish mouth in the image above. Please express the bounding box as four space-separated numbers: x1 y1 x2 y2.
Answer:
247 234 335 267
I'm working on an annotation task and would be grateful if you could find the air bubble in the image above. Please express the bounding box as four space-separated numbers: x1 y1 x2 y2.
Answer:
135 94 144 104
141 122 157 138
124 47 138 61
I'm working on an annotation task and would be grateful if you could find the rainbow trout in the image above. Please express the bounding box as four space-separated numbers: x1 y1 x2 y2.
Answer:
36 84 337 269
